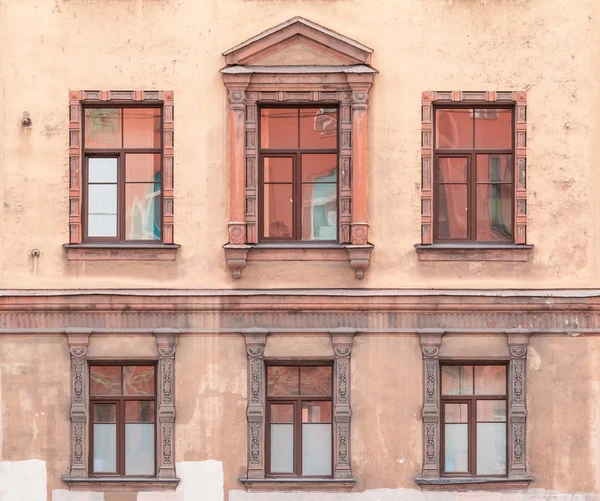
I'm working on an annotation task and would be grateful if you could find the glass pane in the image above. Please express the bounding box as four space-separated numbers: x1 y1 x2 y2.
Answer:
302 423 332 476
438 157 467 183
270 424 294 473
87 215 117 238
126 154 161 182
444 403 468 423
88 185 117 215
271 404 294 423
123 108 161 148
302 401 332 423
475 109 512 148
300 366 332 396
301 184 337 240
477 401 507 422
125 401 156 422
93 424 117 472
125 183 161 240
263 184 293 238
476 184 512 242
444 423 468 473
264 157 292 183
267 367 299 396
441 366 473 395
301 154 337 183
124 366 155 396
261 108 298 149
84 109 122 148
90 366 121 396
89 157 117 183
476 154 513 183
125 423 155 475
436 109 473 148
93 403 117 423
475 366 507 395
300 108 337 149
477 423 506 475
437 184 468 239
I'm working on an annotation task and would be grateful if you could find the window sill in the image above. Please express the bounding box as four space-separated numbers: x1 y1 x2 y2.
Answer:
414 476 534 491
415 243 533 262
62 476 180 492
239 477 356 492
63 244 180 261
223 243 373 279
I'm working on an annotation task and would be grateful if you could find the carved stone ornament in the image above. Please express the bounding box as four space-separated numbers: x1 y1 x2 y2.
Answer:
221 17 376 278
162 423 173 465
250 422 261 465
338 423 349 465
70 347 87 358
73 358 85 405
337 359 348 405
422 346 439 358
510 345 528 358
162 359 173 405
513 359 524 405
335 346 351 357
425 423 436 465
513 422 524 466
247 346 264 358
425 360 436 405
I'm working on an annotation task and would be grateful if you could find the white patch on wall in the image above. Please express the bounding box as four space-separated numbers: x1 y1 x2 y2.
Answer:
176 460 224 501
527 345 542 372
52 490 104 501
228 487 600 501
0 459 46 501
138 491 183 501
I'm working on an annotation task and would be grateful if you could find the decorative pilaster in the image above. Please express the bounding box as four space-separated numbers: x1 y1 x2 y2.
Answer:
68 91 83 244
418 328 444 478
347 77 372 246
330 327 356 479
507 328 530 479
155 328 180 479
244 328 268 479
67 328 91 477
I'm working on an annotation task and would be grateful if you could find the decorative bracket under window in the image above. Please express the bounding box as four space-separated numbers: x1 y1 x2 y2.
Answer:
220 17 376 279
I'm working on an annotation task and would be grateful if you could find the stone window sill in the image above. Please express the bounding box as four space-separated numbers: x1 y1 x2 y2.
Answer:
414 476 534 491
224 243 373 279
63 243 180 261
62 476 180 492
239 477 356 492
415 243 533 262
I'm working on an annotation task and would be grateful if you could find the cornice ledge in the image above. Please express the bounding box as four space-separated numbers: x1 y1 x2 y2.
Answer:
239 477 356 492
415 476 534 492
62 476 180 492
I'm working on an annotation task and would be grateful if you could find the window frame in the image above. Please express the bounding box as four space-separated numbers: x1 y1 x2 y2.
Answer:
81 104 164 244
439 361 509 479
88 361 158 478
432 104 515 244
264 361 335 479
257 105 340 243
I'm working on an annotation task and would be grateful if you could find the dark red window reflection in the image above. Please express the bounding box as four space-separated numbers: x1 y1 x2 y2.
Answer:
434 108 514 242
259 108 338 241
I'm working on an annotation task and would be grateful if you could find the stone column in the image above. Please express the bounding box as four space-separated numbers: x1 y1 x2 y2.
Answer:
330 328 356 479
418 328 444 478
67 328 91 477
244 328 268 479
155 328 180 479
507 328 530 479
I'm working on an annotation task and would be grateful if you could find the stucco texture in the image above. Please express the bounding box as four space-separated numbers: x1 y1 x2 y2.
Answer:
0 0 597 288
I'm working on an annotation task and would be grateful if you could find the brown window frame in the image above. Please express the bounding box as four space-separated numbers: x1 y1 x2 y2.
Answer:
439 361 508 478
81 104 164 244
264 361 334 479
433 105 515 244
258 105 340 243
88 361 158 478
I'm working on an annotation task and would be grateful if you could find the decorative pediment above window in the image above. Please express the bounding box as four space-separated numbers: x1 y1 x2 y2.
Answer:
221 18 377 279
223 16 373 67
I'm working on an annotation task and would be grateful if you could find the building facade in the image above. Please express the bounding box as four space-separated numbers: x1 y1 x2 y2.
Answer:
1 0 600 500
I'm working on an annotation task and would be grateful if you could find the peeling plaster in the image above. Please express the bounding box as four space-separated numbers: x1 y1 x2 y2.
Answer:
176 460 224 501
52 490 103 501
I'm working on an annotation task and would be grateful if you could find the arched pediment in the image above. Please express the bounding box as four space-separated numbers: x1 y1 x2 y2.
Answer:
223 17 373 67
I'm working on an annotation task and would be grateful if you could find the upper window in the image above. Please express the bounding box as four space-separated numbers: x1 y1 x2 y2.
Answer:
89 364 156 477
259 107 338 242
434 107 514 243
440 364 507 477
266 364 333 477
83 106 163 242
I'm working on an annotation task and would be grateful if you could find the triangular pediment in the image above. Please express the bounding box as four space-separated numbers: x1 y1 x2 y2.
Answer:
223 17 373 67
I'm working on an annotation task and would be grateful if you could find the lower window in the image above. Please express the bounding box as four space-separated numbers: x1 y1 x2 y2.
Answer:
89 364 156 476
440 363 507 476
266 364 333 477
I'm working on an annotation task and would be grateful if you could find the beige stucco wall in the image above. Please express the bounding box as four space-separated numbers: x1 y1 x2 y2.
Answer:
1 333 600 499
0 0 597 289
